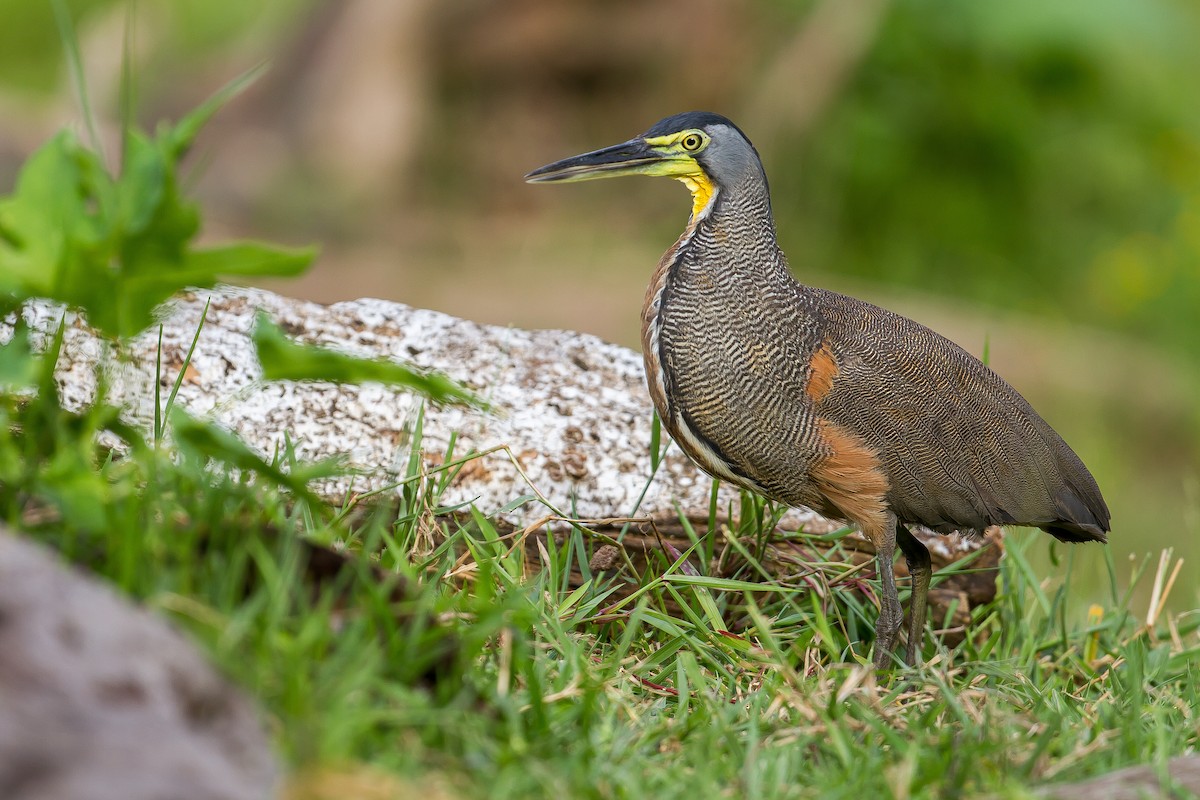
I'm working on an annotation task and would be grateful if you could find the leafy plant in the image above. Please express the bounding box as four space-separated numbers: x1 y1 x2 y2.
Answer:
0 62 478 500
0 71 312 341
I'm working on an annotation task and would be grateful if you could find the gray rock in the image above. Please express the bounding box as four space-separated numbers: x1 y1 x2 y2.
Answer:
1038 756 1200 800
0 530 277 800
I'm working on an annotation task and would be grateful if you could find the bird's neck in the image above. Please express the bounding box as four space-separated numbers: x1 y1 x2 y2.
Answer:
679 173 788 286
644 174 788 325
640 173 791 414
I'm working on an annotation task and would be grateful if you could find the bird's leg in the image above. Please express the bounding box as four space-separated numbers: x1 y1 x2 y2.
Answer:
871 513 904 670
896 523 932 666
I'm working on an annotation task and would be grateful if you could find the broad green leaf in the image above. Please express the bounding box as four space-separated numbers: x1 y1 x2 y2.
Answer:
169 242 315 280
114 130 168 237
556 581 593 618
0 132 97 297
252 313 484 408
37 446 112 532
0 324 41 387
83 243 314 340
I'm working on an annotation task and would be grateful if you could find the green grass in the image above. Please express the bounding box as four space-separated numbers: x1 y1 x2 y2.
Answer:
2 371 1197 800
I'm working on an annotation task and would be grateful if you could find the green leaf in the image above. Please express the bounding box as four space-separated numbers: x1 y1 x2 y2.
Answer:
114 130 168 237
37 446 112 531
172 242 315 280
0 131 99 298
662 574 797 593
165 63 268 160
252 313 484 408
169 407 321 505
496 494 539 514
649 410 662 470
0 322 41 388
90 243 314 340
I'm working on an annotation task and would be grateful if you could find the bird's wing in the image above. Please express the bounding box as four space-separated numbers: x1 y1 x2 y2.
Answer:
805 288 1108 536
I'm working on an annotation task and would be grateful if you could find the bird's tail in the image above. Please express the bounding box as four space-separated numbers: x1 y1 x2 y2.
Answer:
1042 480 1110 543
1042 520 1108 543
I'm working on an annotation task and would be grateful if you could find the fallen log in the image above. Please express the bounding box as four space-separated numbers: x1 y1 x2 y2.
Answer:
13 286 1001 635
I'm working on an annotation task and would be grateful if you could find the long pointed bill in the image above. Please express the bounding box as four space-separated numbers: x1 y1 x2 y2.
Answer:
524 138 667 183
526 135 715 218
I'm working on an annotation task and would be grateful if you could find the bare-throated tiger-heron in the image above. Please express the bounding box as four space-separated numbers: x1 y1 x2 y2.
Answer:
525 112 1110 669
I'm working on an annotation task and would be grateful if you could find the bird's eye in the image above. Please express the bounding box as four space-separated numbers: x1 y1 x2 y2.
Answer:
681 133 704 152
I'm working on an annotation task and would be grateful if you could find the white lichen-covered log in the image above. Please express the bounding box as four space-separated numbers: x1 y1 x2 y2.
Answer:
21 286 829 532
9 286 998 624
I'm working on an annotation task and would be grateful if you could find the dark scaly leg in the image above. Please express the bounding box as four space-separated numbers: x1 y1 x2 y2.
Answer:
871 513 904 670
896 523 932 666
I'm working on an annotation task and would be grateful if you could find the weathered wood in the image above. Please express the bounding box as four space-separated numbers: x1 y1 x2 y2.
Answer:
11 286 1001 631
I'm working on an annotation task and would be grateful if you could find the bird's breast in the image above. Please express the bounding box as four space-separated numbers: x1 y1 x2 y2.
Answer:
638 218 889 521
640 218 703 425
640 225 813 495
640 227 747 485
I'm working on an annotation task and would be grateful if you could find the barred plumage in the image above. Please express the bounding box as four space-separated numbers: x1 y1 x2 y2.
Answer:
527 110 1111 668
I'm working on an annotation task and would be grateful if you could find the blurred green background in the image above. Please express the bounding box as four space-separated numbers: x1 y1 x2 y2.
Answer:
2 0 1197 613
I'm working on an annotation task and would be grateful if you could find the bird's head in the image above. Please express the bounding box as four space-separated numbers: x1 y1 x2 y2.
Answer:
525 111 765 220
